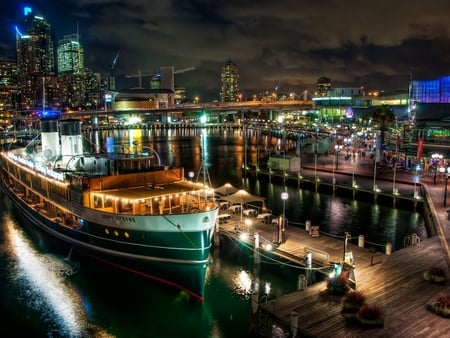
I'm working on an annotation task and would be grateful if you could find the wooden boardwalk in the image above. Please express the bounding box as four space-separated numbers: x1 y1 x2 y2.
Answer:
217 211 450 337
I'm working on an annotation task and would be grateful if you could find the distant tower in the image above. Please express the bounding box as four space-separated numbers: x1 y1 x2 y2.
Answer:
0 59 19 110
220 60 239 102
57 34 84 74
16 7 55 75
316 77 331 97
15 6 55 108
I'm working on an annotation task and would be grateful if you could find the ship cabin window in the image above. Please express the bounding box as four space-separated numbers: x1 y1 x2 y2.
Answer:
94 195 103 208
119 200 132 212
104 197 113 208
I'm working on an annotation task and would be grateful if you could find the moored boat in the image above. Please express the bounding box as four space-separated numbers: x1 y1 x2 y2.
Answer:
0 118 219 300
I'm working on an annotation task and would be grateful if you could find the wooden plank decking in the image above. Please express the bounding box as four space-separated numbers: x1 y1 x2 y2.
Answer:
217 212 450 337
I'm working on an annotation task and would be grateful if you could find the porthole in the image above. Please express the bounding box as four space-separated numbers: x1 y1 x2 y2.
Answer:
113 230 119 236
124 232 130 238
105 229 109 235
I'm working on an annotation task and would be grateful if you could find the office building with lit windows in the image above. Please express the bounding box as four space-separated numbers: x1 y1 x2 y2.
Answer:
57 34 84 74
316 77 332 96
15 6 55 108
220 60 239 102
409 75 450 144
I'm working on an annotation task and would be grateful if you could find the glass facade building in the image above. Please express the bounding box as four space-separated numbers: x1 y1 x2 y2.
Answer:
220 60 239 102
57 34 84 74
410 75 450 103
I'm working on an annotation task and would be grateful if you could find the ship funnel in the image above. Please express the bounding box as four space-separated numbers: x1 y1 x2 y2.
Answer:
60 119 83 161
40 119 60 161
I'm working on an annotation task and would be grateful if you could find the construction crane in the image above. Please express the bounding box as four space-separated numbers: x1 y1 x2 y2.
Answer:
126 67 195 89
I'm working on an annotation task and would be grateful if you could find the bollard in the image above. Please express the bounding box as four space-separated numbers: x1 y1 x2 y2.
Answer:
251 291 259 314
358 234 365 248
306 251 312 269
386 242 392 255
297 274 307 290
291 311 299 338
305 220 311 232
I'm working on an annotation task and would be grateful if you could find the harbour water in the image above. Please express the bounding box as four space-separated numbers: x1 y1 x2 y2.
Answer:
0 127 426 337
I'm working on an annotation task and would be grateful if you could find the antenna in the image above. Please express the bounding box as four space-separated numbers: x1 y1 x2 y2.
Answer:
76 21 81 73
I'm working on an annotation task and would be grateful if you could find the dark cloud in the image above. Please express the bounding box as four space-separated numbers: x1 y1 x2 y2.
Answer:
1 1 450 100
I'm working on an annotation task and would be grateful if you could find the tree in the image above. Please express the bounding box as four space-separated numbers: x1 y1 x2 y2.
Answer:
369 105 396 153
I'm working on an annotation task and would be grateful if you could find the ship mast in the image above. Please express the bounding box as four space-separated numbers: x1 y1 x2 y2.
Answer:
198 129 212 188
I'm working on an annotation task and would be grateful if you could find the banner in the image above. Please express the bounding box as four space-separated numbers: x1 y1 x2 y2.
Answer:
417 137 424 158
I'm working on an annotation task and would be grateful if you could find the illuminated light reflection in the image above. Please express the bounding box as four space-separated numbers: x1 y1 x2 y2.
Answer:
233 270 252 296
4 215 109 337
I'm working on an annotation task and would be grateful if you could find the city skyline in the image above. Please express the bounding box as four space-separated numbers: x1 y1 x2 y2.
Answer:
1 1 450 101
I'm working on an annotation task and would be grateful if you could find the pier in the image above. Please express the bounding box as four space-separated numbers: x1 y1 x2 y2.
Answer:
216 162 450 337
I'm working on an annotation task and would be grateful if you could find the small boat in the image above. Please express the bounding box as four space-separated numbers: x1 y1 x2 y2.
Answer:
0 118 219 300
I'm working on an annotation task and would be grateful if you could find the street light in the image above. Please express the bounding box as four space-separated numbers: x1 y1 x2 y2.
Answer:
281 192 288 221
245 218 252 234
444 167 450 206
280 192 289 243
334 144 342 170
188 171 194 182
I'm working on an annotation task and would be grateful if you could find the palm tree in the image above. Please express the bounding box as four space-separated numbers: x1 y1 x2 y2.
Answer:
369 105 396 153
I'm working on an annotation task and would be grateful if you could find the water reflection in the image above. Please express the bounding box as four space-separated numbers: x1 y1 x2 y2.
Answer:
3 212 110 337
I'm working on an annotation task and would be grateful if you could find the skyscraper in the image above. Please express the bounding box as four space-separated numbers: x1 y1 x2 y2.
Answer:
316 77 332 97
57 34 84 74
16 7 55 75
220 60 239 102
15 6 55 108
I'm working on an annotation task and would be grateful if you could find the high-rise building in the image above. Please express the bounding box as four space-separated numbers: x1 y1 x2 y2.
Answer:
57 34 84 74
15 6 55 108
220 60 239 102
0 59 19 110
16 7 55 75
316 77 332 97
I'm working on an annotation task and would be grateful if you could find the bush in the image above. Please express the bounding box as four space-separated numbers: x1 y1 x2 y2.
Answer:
424 266 446 284
343 290 366 312
356 305 384 327
430 293 450 318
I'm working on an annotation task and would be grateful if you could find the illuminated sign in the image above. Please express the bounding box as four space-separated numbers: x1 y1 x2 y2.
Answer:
24 6 32 16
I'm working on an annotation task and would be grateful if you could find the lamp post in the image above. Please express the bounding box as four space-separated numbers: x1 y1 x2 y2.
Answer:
188 171 194 182
334 144 342 170
413 164 420 199
432 153 443 184
245 218 252 235
343 232 351 262
280 192 289 243
445 167 450 206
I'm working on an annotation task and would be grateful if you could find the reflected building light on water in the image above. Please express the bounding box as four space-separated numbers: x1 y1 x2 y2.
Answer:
235 270 252 295
4 216 86 336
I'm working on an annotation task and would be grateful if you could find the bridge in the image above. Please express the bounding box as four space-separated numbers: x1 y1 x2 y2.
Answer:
61 100 314 119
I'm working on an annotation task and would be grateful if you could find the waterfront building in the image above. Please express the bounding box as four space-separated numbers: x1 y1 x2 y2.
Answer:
316 76 332 97
220 59 239 102
409 75 450 146
0 59 19 110
57 34 84 74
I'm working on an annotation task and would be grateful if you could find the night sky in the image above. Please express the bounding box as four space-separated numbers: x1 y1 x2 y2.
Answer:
1 1 450 101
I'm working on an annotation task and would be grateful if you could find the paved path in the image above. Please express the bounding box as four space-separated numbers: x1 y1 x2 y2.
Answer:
221 154 450 337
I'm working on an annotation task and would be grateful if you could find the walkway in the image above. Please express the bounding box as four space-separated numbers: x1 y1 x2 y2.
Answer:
218 154 450 337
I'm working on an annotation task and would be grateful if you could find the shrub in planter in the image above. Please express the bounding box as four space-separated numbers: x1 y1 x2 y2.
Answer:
430 293 450 318
356 305 384 328
342 290 366 313
424 266 446 284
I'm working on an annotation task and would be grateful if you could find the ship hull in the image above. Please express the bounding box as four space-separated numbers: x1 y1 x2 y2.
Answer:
1 182 217 300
